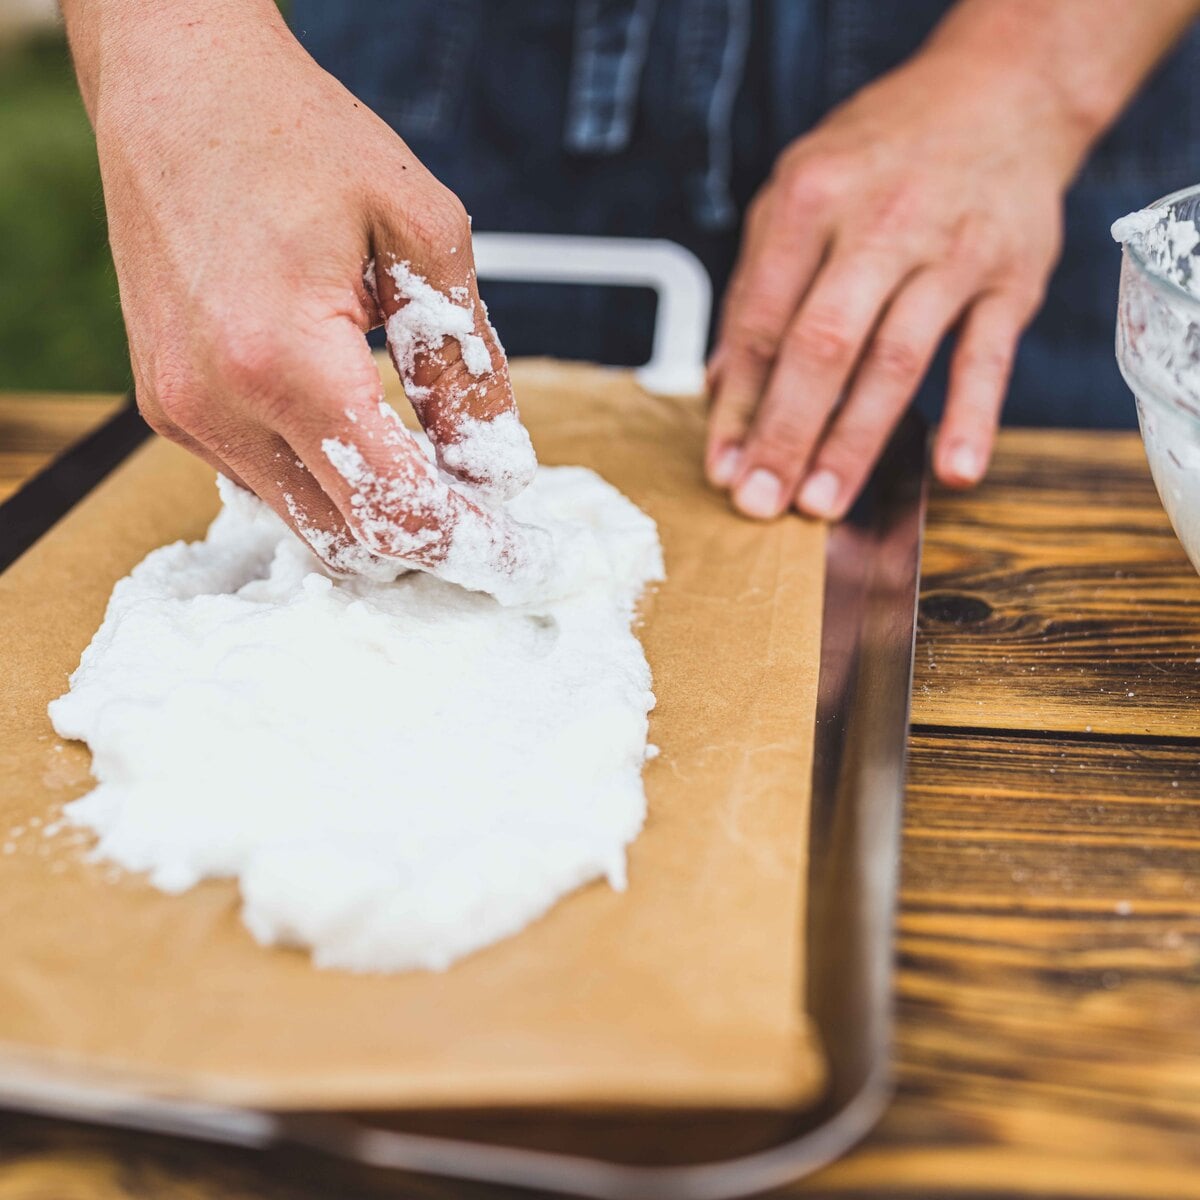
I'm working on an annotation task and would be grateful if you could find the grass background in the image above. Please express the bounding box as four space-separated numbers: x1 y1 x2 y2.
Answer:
0 31 130 392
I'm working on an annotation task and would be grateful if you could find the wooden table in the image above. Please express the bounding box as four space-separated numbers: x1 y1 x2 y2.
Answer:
1 394 1198 1199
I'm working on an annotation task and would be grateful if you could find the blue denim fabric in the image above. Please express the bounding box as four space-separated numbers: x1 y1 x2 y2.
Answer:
563 0 658 156
292 0 1200 429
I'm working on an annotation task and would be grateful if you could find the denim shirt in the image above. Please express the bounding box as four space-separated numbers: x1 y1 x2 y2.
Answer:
292 0 1200 428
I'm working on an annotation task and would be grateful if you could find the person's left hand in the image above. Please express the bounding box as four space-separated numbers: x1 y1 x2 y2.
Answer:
706 43 1086 521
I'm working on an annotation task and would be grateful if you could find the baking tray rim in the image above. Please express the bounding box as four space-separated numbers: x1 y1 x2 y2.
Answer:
0 397 927 1199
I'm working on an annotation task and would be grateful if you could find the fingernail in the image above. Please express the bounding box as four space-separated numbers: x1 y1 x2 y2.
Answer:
798 469 841 519
709 445 742 487
735 468 783 520
946 442 982 483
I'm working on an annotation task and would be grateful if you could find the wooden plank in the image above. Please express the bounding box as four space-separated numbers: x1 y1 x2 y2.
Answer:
803 727 1200 1196
0 394 124 503
915 429 1200 738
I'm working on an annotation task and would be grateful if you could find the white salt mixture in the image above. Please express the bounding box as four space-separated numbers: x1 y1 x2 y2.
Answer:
1112 205 1200 296
49 469 663 972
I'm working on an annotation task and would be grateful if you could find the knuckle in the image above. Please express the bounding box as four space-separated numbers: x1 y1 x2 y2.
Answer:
351 519 392 557
757 406 816 459
250 389 299 432
725 309 785 366
867 181 924 239
868 335 923 385
781 164 835 213
137 396 181 440
957 343 1012 389
214 323 281 395
708 373 760 426
776 153 848 213
407 349 508 434
148 375 196 431
420 187 473 249
744 190 769 231
415 342 478 395
816 439 873 486
1007 275 1048 318
341 491 406 557
786 313 855 369
829 428 878 468
951 213 1004 272
351 506 440 565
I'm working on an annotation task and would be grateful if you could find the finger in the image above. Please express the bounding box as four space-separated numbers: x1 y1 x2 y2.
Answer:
262 320 551 601
224 430 397 578
711 191 770 355
136 367 355 553
146 375 388 577
934 291 1028 489
314 404 552 601
794 267 974 520
711 178 824 356
373 244 536 503
135 385 255 494
704 343 728 399
706 190 832 486
359 256 385 330
732 248 910 519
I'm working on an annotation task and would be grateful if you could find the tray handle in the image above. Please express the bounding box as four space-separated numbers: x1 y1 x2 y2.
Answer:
472 233 712 395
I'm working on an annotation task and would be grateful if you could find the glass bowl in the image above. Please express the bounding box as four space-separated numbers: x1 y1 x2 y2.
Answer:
1116 182 1200 574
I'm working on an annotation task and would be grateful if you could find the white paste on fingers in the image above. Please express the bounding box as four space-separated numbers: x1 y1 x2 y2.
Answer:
383 260 538 502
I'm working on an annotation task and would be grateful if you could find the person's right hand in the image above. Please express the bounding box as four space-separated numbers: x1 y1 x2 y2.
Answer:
77 0 543 596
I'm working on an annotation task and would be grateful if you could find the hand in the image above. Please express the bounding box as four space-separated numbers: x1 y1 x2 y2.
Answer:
706 43 1082 521
82 2 540 592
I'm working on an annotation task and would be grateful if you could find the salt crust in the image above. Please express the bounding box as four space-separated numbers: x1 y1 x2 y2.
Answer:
49 468 664 972
384 259 493 391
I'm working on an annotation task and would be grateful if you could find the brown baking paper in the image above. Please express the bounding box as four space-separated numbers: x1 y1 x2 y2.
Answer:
0 360 826 1112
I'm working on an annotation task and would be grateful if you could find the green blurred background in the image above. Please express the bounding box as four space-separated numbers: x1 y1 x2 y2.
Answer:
1 14 129 393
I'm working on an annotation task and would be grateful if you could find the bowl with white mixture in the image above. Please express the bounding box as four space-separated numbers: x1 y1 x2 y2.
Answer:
1114 184 1200 572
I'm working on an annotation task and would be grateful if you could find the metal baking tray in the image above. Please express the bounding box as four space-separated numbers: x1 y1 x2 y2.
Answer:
0 398 926 1198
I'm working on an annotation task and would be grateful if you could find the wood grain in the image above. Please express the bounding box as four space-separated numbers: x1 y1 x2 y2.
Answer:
0 394 124 503
916 430 1200 738
1 398 1198 1198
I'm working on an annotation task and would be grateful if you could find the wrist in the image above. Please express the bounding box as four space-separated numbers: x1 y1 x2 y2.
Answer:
63 0 287 126
921 0 1200 184
916 9 1099 183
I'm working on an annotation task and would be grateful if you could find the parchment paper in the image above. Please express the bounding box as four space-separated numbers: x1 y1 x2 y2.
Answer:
0 360 827 1111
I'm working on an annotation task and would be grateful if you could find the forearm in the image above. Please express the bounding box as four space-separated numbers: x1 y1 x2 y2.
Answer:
61 0 289 125
924 0 1200 175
